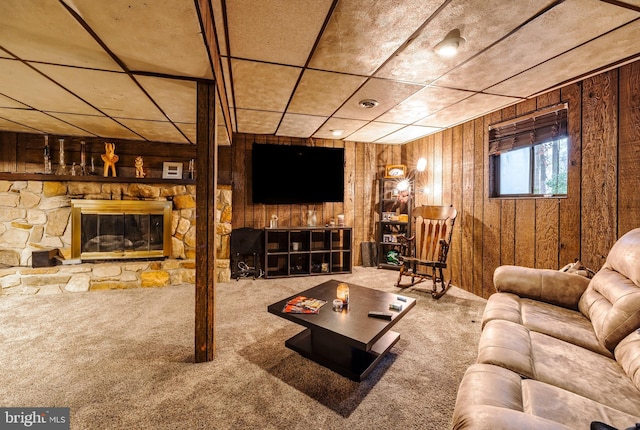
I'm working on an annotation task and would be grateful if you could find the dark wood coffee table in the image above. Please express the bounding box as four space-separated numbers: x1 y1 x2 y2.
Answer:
267 279 416 381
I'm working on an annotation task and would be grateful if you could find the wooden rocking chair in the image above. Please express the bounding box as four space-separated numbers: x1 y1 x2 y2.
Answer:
396 205 458 299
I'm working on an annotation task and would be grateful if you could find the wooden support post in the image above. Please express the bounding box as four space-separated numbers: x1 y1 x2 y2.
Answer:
194 81 218 362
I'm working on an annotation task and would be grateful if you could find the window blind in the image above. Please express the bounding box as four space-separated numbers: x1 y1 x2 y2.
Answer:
489 105 568 155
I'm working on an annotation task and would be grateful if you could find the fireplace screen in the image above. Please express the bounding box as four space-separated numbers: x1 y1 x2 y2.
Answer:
71 200 172 260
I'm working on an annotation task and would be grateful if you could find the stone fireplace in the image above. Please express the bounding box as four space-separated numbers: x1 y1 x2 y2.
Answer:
71 200 172 261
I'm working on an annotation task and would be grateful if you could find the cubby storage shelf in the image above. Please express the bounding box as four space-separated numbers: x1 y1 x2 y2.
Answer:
264 227 352 278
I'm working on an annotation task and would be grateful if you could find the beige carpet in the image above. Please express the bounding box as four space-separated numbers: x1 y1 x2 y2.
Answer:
0 267 486 430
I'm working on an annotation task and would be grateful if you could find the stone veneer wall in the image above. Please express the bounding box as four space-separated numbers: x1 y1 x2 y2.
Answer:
0 180 232 293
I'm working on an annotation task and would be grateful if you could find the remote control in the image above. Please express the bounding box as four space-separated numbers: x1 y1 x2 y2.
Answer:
368 311 393 320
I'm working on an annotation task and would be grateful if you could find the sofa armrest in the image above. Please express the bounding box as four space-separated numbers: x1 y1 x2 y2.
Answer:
493 265 591 310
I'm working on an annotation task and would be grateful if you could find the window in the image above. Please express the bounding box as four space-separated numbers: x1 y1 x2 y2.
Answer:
489 105 568 197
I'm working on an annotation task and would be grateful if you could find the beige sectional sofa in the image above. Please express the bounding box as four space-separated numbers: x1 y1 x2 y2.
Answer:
452 228 640 430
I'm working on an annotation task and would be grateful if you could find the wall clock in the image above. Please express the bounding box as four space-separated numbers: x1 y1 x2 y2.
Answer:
384 164 406 178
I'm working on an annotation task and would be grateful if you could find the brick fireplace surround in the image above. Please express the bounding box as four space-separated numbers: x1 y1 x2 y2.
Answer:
0 180 231 295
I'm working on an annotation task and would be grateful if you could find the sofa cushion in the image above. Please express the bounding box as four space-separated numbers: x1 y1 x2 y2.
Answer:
477 320 640 416
615 329 640 391
578 228 640 351
452 364 640 430
579 267 640 351
483 293 612 358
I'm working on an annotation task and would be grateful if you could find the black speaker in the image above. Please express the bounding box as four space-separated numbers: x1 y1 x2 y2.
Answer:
230 228 264 279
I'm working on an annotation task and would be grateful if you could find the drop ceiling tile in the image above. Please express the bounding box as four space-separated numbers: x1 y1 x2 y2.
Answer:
276 113 326 138
235 109 282 134
0 116 43 134
334 78 424 121
227 0 332 66
0 59 98 114
33 63 165 121
136 76 196 123
308 0 443 75
0 94 29 109
175 123 197 145
344 122 405 143
65 0 212 79
46 113 141 140
435 0 640 92
376 86 474 125
376 0 554 84
0 108 92 136
116 119 188 143
313 118 368 140
0 0 121 70
489 19 640 97
415 93 519 128
232 59 301 111
287 70 367 116
376 125 441 144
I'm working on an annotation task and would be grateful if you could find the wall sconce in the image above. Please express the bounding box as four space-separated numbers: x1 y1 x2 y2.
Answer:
395 158 427 194
434 29 465 58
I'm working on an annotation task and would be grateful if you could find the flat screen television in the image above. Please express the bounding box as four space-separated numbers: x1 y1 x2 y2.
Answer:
252 143 344 204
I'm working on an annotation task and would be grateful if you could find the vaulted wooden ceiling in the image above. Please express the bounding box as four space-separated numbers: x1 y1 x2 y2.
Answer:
0 0 639 146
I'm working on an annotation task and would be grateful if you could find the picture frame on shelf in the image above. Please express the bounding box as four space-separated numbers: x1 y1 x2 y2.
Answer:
162 162 183 179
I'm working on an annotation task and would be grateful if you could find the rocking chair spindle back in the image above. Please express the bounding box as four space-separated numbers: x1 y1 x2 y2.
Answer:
396 205 457 298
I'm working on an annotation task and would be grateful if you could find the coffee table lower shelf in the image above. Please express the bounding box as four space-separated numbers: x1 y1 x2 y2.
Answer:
285 328 400 382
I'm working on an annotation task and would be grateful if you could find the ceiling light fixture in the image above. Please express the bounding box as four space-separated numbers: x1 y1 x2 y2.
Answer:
358 99 379 109
331 129 344 137
434 29 465 58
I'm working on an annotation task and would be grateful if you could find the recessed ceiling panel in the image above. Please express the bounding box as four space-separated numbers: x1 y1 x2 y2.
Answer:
376 125 441 144
0 59 98 114
0 0 121 70
376 0 553 84
232 59 301 111
435 0 639 92
334 78 424 121
227 0 332 66
136 76 196 123
46 113 142 140
0 94 29 109
0 108 92 136
313 118 369 140
488 19 640 97
65 0 212 79
415 93 519 128
276 113 327 138
116 119 188 144
287 70 367 116
0 117 42 134
376 86 474 125
235 109 282 134
309 0 442 75
33 64 165 121
344 122 405 143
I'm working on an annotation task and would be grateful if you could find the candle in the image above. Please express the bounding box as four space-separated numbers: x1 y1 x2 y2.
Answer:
336 282 349 304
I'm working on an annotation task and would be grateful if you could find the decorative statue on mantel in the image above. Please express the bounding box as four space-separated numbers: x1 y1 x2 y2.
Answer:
101 142 119 177
135 156 146 178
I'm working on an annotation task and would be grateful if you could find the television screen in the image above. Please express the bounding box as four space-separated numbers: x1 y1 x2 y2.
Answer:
252 143 344 204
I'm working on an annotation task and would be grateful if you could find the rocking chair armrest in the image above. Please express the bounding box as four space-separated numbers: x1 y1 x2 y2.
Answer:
493 265 590 310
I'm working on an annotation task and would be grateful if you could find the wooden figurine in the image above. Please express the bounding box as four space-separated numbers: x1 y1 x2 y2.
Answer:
135 156 146 178
101 142 119 177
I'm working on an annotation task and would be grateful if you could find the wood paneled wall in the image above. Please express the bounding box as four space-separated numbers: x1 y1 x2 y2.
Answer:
230 134 401 265
403 61 640 298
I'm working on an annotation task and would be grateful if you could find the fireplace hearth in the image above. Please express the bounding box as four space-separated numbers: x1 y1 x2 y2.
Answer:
71 200 172 261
